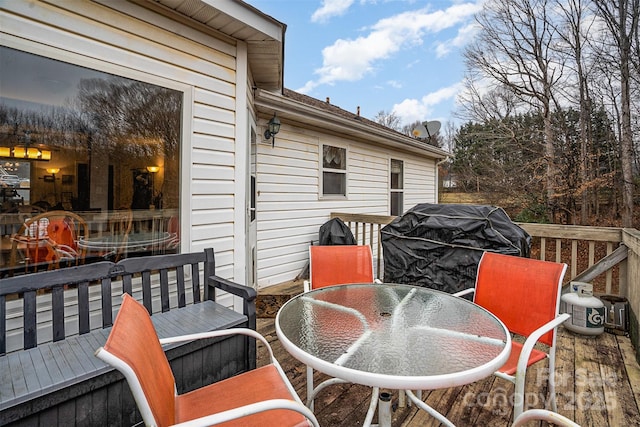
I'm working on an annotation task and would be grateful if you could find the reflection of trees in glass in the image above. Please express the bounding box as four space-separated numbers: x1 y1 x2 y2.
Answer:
77 78 180 158
76 77 181 208
0 63 181 209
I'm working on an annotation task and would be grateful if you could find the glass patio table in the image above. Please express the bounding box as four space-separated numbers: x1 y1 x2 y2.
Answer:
276 283 511 427
77 231 174 252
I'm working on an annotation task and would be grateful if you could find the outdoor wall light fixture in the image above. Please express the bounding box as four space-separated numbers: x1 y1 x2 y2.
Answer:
264 113 281 147
46 168 60 175
146 166 160 173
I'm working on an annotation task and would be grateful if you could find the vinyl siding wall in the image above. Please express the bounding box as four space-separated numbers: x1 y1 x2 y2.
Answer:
255 122 438 288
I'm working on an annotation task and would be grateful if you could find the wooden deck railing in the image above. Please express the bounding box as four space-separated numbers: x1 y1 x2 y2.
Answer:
331 212 640 361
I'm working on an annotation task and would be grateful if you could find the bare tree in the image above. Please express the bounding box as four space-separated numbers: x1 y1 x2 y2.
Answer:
464 0 565 217
592 0 639 227
552 0 597 223
373 110 402 131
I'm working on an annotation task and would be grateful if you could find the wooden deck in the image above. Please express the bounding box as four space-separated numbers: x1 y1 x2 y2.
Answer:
257 317 640 426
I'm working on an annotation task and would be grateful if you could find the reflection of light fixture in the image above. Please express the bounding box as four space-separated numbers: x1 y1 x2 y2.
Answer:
27 148 40 159
12 146 25 158
146 166 159 208
263 113 281 147
45 168 60 203
1 146 51 160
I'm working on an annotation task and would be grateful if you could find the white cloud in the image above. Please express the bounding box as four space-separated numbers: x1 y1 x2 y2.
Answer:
311 0 356 23
308 2 483 90
392 82 464 125
435 22 480 58
387 80 402 89
393 98 431 124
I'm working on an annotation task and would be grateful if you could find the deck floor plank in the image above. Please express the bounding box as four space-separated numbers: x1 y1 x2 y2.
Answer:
258 318 640 426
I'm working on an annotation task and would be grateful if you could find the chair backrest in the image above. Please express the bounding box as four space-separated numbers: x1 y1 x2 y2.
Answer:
107 208 133 261
309 245 375 290
474 252 567 346
98 293 176 426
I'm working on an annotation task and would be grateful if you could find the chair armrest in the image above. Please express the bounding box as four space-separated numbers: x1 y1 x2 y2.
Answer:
452 288 475 298
517 313 571 375
171 398 319 427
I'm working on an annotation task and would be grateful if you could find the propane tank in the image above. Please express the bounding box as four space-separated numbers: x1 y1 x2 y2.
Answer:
560 282 605 336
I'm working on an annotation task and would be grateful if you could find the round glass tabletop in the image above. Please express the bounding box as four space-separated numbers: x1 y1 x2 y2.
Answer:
276 283 510 390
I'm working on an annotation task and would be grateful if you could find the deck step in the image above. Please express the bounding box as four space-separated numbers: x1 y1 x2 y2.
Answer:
256 279 304 318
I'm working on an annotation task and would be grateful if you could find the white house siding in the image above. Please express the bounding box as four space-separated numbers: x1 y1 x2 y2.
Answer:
1 0 248 292
254 123 438 288
404 156 438 210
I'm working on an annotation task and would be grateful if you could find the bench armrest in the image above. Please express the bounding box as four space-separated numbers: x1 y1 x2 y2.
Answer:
210 275 257 301
207 274 257 370
207 274 256 329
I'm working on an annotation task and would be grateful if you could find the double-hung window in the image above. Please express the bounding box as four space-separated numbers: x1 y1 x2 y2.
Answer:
321 144 347 197
390 159 404 215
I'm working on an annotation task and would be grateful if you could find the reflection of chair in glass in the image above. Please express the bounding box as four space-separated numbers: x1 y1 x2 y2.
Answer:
10 210 88 271
165 215 180 249
95 293 319 427
303 245 381 422
106 208 133 261
454 252 569 419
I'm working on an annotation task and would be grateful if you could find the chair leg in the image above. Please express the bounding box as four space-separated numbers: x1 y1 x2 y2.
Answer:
514 372 526 419
548 353 558 412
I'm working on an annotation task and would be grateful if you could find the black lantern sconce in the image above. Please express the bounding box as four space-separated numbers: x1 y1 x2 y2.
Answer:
264 113 281 147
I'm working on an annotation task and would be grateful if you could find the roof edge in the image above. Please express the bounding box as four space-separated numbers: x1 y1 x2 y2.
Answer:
255 89 449 159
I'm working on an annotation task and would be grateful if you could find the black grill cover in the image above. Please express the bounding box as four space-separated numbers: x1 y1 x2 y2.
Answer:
381 204 531 293
319 218 356 245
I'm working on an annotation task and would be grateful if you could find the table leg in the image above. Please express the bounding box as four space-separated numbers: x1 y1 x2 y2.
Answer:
362 387 379 427
405 390 456 427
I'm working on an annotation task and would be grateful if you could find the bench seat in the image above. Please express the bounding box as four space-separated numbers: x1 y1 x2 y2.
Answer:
0 248 256 427
1 300 248 426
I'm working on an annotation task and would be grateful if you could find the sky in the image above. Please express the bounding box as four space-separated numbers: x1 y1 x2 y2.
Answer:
245 0 484 128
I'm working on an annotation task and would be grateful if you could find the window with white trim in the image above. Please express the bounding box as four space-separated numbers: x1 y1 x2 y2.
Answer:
390 159 403 215
321 144 346 197
0 46 182 273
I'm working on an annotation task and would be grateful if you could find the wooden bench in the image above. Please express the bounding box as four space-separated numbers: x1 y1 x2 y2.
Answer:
0 248 257 427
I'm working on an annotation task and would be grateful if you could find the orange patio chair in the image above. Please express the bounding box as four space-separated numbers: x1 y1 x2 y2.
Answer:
454 252 569 419
95 293 319 427
304 244 379 292
303 245 381 422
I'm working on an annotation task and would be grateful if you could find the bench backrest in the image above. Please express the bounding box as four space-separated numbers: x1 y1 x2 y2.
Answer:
0 248 216 355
